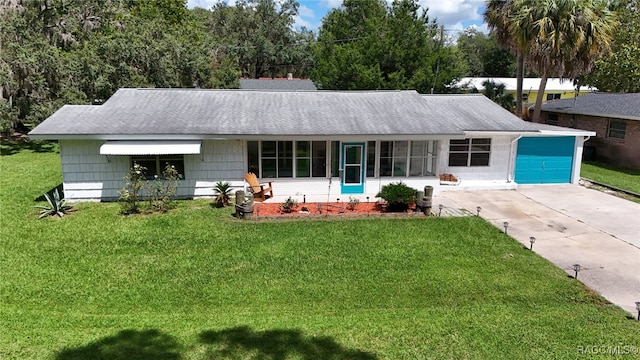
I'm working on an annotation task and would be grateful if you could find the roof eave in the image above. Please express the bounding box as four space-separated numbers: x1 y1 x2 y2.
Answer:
29 132 468 141
541 108 640 121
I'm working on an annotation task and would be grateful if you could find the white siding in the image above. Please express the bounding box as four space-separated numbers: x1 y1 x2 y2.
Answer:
438 135 513 181
183 139 245 197
572 136 586 184
59 137 519 202
60 139 246 202
60 140 129 201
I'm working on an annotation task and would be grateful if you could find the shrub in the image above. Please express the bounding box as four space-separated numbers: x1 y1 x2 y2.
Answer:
119 163 180 215
347 196 360 210
213 181 232 208
148 164 180 212
119 163 146 214
35 189 72 218
376 182 416 212
278 196 298 213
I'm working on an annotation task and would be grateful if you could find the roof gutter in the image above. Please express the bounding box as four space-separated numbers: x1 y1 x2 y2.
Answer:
541 109 640 122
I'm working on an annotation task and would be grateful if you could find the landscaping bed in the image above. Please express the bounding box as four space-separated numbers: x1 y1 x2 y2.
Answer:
252 201 429 219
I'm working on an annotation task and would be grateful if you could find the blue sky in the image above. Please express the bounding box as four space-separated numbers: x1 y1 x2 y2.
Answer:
186 0 488 36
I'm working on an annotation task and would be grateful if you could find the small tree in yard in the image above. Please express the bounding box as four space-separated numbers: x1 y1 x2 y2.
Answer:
119 163 146 214
147 164 180 212
213 181 232 208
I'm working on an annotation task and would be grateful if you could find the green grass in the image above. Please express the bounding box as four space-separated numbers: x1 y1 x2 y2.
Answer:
1 146 639 359
581 161 640 194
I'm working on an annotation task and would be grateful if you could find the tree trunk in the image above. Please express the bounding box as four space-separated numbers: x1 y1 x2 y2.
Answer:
532 71 548 123
516 51 524 118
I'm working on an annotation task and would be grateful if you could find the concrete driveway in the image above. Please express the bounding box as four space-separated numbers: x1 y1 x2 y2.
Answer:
438 184 640 315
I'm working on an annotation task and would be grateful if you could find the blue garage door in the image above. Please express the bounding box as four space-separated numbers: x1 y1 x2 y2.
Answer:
515 137 574 184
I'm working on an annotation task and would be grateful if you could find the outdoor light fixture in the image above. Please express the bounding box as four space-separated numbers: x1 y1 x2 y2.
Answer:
529 236 536 250
366 196 370 203
438 204 443 216
337 198 340 203
303 194 306 203
573 264 581 279
635 301 640 322
503 221 509 234
476 206 481 216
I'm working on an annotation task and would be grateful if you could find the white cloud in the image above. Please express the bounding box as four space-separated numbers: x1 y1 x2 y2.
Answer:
294 15 315 29
319 0 343 8
298 4 315 18
187 0 487 35
295 5 319 30
186 0 218 10
419 0 485 31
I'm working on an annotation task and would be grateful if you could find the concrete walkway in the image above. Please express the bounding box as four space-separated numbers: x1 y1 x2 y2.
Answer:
439 185 640 315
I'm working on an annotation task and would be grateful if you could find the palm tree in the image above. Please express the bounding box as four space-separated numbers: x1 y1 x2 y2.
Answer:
508 0 617 122
485 0 527 118
482 80 515 111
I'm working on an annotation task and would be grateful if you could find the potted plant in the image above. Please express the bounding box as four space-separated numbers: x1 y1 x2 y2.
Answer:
376 182 416 212
213 181 232 208
278 196 298 213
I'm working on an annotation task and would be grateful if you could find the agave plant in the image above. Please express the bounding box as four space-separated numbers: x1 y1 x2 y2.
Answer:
35 189 72 218
213 181 233 208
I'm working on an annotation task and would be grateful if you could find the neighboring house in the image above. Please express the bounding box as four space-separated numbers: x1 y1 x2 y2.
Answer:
239 77 317 91
29 89 593 202
539 93 640 170
457 77 596 105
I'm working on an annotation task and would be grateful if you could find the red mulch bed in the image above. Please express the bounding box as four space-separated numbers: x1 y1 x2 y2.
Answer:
250 202 427 219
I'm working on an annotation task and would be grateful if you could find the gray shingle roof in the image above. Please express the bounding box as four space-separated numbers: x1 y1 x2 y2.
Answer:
29 88 588 139
239 79 317 90
540 93 640 121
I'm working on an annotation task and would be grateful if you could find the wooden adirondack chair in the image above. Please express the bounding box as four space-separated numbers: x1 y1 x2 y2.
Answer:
244 172 273 202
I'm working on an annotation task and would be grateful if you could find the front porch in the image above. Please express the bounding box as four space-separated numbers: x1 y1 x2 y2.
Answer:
254 177 517 204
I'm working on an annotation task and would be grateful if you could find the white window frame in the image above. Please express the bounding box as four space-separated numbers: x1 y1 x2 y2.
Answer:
131 155 185 180
247 140 328 179
448 138 491 167
370 140 438 177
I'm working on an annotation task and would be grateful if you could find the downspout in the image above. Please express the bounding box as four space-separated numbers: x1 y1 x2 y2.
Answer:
507 135 523 182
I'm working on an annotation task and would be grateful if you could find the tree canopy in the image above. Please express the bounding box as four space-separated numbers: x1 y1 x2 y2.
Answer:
311 0 465 93
583 0 640 92
485 0 617 122
456 28 516 78
5 0 629 133
0 0 311 132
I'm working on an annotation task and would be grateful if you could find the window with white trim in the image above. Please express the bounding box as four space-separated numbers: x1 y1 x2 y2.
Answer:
448 138 491 167
371 140 438 177
247 141 326 178
380 141 408 176
607 120 626 140
131 155 185 179
409 140 438 176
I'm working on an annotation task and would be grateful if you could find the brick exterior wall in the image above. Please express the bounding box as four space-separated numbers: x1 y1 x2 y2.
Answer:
540 111 640 169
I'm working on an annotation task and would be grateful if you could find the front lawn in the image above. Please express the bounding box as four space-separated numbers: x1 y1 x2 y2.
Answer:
1 146 639 359
581 161 640 195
